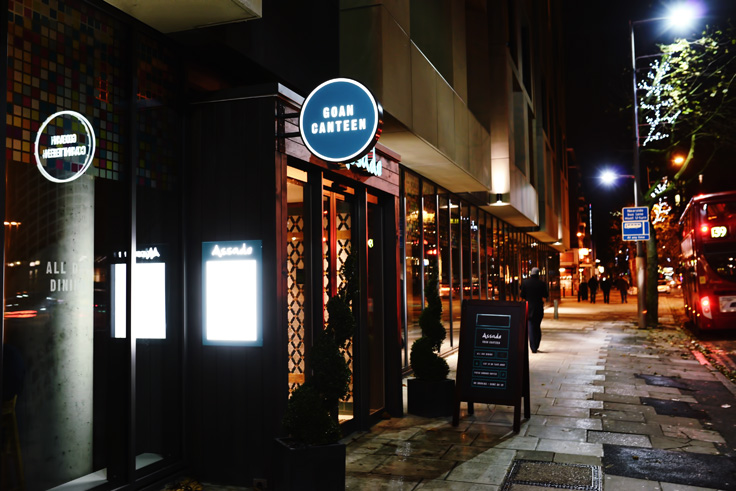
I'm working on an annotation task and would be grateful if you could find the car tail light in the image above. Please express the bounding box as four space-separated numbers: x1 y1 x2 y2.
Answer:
701 296 713 318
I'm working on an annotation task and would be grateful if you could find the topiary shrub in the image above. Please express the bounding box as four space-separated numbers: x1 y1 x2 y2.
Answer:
410 260 449 381
282 252 357 445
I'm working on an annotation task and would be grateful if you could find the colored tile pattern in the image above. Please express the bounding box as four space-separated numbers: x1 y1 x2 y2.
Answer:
7 0 124 181
7 0 178 189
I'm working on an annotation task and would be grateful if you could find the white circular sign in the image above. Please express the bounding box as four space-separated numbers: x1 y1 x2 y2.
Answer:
34 110 96 183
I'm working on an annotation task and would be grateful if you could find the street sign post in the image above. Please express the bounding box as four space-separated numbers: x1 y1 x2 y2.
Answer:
622 206 650 241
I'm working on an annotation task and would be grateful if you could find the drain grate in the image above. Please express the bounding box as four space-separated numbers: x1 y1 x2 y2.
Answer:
500 460 602 490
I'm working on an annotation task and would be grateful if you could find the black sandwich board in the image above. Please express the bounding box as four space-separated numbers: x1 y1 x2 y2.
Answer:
452 300 530 432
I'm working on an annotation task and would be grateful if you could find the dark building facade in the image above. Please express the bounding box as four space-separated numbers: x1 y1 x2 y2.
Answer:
1 0 569 489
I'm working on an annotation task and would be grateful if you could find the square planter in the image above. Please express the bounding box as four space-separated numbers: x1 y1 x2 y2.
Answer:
273 438 346 491
407 378 455 417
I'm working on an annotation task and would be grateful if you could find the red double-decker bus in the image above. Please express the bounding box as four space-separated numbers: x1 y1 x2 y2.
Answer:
679 191 736 330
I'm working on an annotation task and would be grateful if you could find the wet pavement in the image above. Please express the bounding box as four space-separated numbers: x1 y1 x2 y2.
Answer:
342 293 736 490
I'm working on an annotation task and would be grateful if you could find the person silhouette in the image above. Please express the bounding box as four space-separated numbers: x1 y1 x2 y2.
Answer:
616 276 630 303
520 267 549 353
600 276 612 304
588 276 599 303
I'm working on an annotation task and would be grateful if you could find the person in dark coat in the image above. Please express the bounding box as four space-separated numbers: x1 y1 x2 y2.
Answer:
520 267 549 353
616 276 629 303
578 280 588 302
600 276 612 304
588 275 599 303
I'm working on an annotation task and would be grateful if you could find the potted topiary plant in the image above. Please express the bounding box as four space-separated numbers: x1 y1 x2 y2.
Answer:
275 253 357 490
408 260 454 417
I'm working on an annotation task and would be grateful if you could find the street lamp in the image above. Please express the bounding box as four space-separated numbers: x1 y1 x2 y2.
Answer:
629 5 698 329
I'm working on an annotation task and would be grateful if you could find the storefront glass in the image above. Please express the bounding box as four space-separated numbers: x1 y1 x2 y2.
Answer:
3 3 184 488
437 194 452 346
403 173 422 352
399 169 558 370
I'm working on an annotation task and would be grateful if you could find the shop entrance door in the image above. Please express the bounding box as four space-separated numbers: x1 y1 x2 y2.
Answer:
285 169 389 432
322 184 355 424
365 194 386 422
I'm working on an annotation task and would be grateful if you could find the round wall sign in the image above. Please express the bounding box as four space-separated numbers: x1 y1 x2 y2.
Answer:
299 78 383 163
34 110 96 183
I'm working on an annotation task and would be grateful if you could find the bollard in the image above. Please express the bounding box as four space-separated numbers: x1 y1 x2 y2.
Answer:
554 299 559 319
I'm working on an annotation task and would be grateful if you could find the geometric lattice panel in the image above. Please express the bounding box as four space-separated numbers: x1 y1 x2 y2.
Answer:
335 212 353 404
287 215 306 393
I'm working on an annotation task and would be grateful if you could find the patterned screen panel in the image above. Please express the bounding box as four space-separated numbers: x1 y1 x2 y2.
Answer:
287 214 306 392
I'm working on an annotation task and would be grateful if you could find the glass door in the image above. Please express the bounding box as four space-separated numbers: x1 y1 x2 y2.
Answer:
366 195 385 419
323 182 355 424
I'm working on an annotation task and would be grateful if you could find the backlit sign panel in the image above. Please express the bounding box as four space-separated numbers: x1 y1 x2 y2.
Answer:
202 241 262 346
112 247 167 339
299 78 383 163
34 110 96 183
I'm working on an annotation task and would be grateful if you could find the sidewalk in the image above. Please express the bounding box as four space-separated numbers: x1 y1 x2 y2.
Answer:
343 293 736 490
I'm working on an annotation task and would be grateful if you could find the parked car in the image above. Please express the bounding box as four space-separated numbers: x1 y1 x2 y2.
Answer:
657 278 671 294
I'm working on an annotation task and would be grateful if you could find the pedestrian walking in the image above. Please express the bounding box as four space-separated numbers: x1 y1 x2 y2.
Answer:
616 276 629 303
578 281 588 302
600 276 611 304
520 267 549 353
588 275 598 303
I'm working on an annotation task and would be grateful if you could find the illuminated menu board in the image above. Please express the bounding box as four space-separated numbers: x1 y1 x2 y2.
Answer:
202 240 263 346
112 247 166 339
454 300 529 431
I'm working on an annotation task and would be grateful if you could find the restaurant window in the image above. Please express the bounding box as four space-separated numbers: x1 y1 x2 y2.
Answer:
450 198 461 329
438 193 452 347
478 213 487 299
403 173 422 357
423 181 437 290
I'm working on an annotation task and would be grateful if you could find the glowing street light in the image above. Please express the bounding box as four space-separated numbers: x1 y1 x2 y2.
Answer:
599 170 638 205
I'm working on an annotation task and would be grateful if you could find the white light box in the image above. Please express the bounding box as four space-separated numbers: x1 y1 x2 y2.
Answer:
202 241 262 346
112 260 167 339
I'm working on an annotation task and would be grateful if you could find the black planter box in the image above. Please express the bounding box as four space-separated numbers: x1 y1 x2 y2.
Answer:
407 378 455 417
273 438 346 491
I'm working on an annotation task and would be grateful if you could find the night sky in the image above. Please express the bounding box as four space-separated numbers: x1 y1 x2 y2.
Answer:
562 0 736 261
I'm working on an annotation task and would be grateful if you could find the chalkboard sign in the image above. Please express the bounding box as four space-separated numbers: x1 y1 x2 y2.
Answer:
452 300 530 431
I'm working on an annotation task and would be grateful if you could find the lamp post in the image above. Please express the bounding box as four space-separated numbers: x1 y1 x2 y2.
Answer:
600 169 644 326
628 6 697 329
630 20 647 329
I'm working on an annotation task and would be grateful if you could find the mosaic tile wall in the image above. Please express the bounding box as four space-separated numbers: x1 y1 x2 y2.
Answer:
135 38 177 191
7 0 178 189
6 0 124 181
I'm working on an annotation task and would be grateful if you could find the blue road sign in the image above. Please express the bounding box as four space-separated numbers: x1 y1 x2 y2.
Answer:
623 206 649 222
622 220 650 241
622 206 650 241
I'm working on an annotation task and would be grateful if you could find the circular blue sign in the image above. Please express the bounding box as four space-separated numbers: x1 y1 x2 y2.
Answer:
299 78 383 163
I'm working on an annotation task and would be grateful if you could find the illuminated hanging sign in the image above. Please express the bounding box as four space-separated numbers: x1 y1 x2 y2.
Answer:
299 78 383 163
202 240 263 346
34 110 96 183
